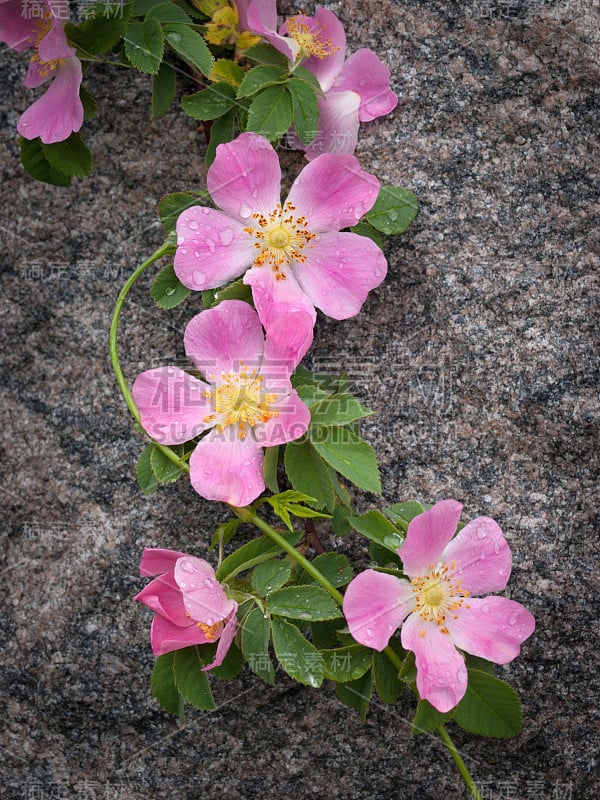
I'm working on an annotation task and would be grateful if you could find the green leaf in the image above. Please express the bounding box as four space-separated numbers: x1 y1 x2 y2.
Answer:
321 646 372 683
124 18 164 74
295 384 330 406
368 542 402 569
453 669 522 738
331 506 352 537
266 490 330 532
311 619 346 649
349 221 383 249
216 530 302 583
398 650 416 684
150 262 191 308
251 559 291 595
79 86 98 121
136 443 158 495
383 501 426 530
365 186 419 235
42 133 93 178
241 607 275 684
152 61 176 118
349 510 405 553
465 654 495 675
20 137 71 187
208 518 240 550
244 43 288 68
151 653 180 714
133 0 163 13
412 699 453 733
335 669 373 722
205 109 235 166
172 647 216 711
291 66 322 94
311 429 382 495
159 190 209 232
182 82 237 120
267 585 342 622
65 7 132 56
201 277 253 308
210 642 244 679
373 649 404 703
247 85 293 142
287 77 318 145
163 23 213 76
210 59 246 87
237 65 287 98
309 394 373 427
263 445 279 494
284 439 335 512
146 1 192 23
271 617 324 687
298 553 353 588
150 444 184 483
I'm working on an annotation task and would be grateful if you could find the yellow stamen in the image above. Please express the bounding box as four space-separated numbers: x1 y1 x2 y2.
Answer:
203 364 278 439
243 201 317 277
285 13 340 60
196 620 221 640
411 559 469 634
29 13 66 78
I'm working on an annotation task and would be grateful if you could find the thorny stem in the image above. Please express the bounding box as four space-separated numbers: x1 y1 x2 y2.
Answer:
112 254 482 800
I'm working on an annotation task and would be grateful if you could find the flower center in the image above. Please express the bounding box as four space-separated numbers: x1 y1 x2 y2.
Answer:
203 365 278 440
30 13 65 78
244 201 317 281
196 620 222 641
411 561 470 635
285 13 340 60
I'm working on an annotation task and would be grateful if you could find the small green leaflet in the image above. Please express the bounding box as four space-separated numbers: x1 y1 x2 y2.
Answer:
136 443 158 494
124 17 164 74
159 190 210 232
237 65 287 98
241 607 275 685
365 186 419 235
271 617 324 687
152 61 176 118
349 509 405 553
150 263 190 309
311 428 381 495
412 699 453 733
453 669 522 738
149 443 185 482
216 530 302 583
20 137 71 187
247 85 293 142
205 110 236 166
335 669 373 722
163 23 213 76
151 653 180 714
266 490 330 531
298 553 353 588
321 645 372 683
146 1 192 23
172 647 215 711
287 78 319 145
284 439 336 512
250 558 291 595
266 585 342 622
182 82 237 120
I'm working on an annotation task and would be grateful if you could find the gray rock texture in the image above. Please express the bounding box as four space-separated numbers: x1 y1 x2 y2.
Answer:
1 1 598 798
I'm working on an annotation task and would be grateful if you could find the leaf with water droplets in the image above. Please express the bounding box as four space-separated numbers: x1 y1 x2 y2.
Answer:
335 669 373 722
271 617 324 688
453 669 522 738
247 84 293 143
136 443 158 495
182 82 236 120
373 641 405 703
150 443 185 483
321 645 372 683
216 531 302 583
412 699 453 733
151 263 191 309
172 646 216 711
365 185 418 235
251 559 292 596
163 23 213 76
267 586 342 621
242 607 275 685
151 653 181 715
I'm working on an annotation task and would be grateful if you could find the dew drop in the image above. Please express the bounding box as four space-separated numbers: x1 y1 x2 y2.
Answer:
476 527 487 539
508 613 519 626
194 250 201 258
203 579 213 588
481 603 490 614
167 31 181 44
193 270 207 286
206 617 214 625
165 286 176 296
206 238 216 253
365 627 375 637
188 220 199 230
493 540 501 554
374 266 383 277
457 670 467 684
219 228 234 246
179 247 188 255
179 581 187 588
239 203 252 219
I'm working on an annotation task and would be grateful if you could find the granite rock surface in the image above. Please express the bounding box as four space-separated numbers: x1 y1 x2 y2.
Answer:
1 1 598 799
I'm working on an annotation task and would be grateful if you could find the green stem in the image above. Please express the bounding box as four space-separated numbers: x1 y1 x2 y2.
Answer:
108 242 189 474
438 725 483 800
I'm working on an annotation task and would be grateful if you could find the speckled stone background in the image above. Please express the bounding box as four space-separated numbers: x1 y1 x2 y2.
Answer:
1 0 598 798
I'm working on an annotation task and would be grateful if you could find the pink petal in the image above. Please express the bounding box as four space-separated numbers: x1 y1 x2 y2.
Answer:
0 0 37 50
286 152 379 231
262 311 314 372
282 8 346 92
246 0 298 62
207 132 282 223
175 556 236 622
37 15 75 62
183 300 265 379
203 609 238 671
445 597 536 665
234 0 252 30
149 614 209 656
343 569 414 651
254 388 310 447
132 367 212 445
333 48 398 122
189 428 265 507
23 57 52 89
18 57 83 144
134 570 190 627
244 265 317 331
139 547 189 577
401 612 469 713
399 500 464 578
292 231 387 319
298 90 361 161
442 516 512 596
174 207 254 291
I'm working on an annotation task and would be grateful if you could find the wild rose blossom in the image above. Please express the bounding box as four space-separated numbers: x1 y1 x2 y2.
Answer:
174 132 387 328
0 0 83 144
343 500 535 712
246 2 397 159
134 548 237 662
132 300 312 507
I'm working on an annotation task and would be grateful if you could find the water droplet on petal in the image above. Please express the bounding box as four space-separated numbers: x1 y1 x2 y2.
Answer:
188 220 199 230
203 578 213 588
219 228 234 246
193 270 207 286
366 627 375 637
206 238 216 253
239 203 252 219
206 617 214 625
508 613 519 626
476 527 487 539
481 604 490 614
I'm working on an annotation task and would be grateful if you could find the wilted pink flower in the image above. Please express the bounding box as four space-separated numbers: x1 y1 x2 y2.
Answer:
174 132 386 327
132 300 312 507
134 548 238 661
0 0 83 143
246 2 397 159
343 500 535 712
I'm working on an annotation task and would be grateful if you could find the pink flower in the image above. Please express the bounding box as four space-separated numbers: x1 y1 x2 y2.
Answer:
0 0 83 144
343 500 536 712
246 2 397 159
132 299 312 507
134 548 238 661
174 132 386 327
